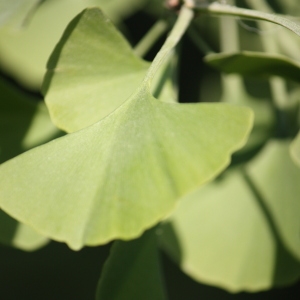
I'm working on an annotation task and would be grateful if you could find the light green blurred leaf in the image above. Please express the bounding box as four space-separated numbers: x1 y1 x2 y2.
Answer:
97 0 149 22
247 140 300 261
0 83 253 250
290 131 300 167
0 0 41 27
160 141 300 292
0 76 61 251
205 51 300 83
0 76 61 163
0 0 147 89
0 210 48 251
96 229 166 300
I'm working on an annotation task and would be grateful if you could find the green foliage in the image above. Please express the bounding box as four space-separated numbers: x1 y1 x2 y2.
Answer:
43 8 150 132
160 140 300 292
0 85 252 249
0 8 252 250
0 0 300 298
96 228 167 300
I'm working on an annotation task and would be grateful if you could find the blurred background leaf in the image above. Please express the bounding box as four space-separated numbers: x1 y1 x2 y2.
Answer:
0 75 62 251
160 140 300 292
96 229 167 300
0 0 149 90
205 51 300 83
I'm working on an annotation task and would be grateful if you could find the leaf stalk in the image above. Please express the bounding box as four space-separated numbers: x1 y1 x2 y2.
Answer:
143 5 194 86
134 19 169 58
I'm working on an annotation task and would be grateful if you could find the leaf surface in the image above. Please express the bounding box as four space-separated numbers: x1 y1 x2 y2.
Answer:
160 172 300 290
160 140 300 292
96 229 166 300
205 51 300 83
246 140 300 260
0 86 253 250
0 7 253 250
43 8 149 133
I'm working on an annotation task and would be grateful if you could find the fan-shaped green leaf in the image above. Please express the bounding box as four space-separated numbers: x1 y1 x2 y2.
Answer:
205 51 300 83
43 8 177 133
160 142 300 292
96 229 166 300
0 85 253 250
290 131 300 167
0 6 252 251
43 8 149 133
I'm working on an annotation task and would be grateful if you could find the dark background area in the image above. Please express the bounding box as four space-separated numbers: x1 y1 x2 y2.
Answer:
0 241 299 300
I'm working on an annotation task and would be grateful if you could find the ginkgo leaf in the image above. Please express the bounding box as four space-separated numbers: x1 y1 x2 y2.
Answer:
290 131 300 167
96 229 167 300
43 8 149 133
160 142 300 292
205 51 300 83
43 8 179 133
0 86 253 250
